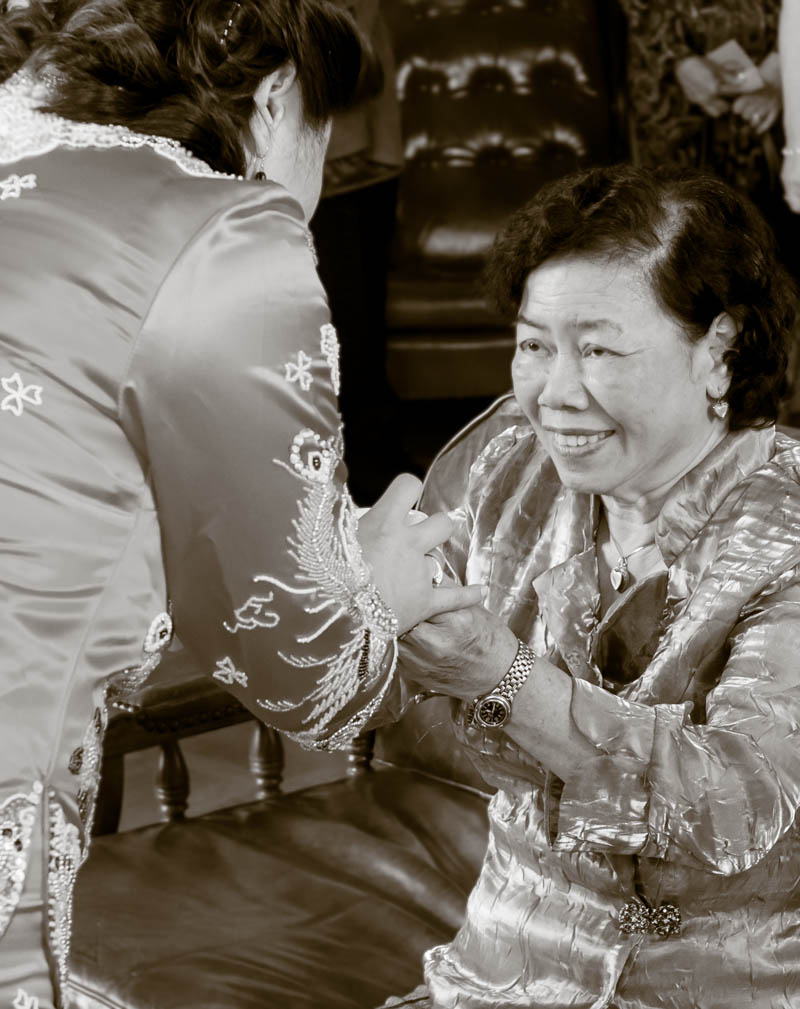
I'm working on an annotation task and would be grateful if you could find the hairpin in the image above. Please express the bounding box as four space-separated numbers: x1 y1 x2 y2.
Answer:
220 1 241 46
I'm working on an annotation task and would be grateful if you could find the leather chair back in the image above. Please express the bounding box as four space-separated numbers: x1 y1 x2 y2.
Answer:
384 0 625 397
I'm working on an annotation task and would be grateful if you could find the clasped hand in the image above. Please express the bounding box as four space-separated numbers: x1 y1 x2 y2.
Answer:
675 55 781 132
398 600 518 701
356 474 485 635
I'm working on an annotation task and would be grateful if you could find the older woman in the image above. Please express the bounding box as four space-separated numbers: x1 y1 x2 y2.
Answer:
0 0 482 1005
390 165 800 1008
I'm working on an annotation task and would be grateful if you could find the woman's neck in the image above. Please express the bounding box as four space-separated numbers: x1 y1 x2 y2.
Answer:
600 423 728 533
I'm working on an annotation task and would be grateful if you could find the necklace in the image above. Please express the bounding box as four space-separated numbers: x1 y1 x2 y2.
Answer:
606 529 657 592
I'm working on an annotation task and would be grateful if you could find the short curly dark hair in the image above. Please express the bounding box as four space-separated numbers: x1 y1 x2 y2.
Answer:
485 164 798 430
0 0 377 177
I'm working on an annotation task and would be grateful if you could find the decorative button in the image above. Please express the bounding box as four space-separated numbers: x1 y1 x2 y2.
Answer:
619 899 681 936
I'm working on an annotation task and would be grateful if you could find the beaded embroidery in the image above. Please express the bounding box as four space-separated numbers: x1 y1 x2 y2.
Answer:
284 350 314 392
254 429 397 740
0 172 36 199
1 371 43 417
0 782 42 939
12 990 40 1009
0 71 238 180
213 656 248 688
46 795 81 992
224 584 280 634
320 323 341 396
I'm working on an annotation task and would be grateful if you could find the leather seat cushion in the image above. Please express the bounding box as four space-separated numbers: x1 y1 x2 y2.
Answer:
70 769 489 1009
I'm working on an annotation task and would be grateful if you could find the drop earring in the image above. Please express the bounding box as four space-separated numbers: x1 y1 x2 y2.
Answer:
254 150 267 182
708 391 729 420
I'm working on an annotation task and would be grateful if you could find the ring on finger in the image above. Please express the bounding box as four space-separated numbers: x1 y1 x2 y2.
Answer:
429 556 444 587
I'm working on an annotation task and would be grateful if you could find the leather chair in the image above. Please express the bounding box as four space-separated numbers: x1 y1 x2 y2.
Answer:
384 0 626 399
70 655 492 1009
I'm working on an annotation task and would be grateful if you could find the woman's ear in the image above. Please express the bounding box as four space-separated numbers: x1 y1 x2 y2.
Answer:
702 310 737 397
253 63 298 133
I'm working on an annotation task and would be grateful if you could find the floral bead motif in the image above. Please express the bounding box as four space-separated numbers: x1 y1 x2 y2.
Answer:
213 656 248 688
0 172 36 200
284 350 314 392
0 782 43 940
1 372 43 417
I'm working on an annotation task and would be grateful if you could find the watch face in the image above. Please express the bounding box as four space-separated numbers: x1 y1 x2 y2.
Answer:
476 695 511 728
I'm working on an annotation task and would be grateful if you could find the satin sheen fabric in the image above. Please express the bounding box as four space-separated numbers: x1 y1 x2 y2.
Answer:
0 75 395 1006
390 396 800 1008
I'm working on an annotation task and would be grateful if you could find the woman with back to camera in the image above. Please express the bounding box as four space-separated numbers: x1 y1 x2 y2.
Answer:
0 1 484 1005
383 164 800 1008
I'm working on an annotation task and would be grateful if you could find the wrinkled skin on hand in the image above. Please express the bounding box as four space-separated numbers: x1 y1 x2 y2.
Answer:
398 602 518 701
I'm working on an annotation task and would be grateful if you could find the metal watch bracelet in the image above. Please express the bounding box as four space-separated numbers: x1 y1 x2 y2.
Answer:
470 639 537 729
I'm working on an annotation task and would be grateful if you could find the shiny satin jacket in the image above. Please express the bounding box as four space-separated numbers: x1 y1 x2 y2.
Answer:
416 396 800 1009
0 73 395 1006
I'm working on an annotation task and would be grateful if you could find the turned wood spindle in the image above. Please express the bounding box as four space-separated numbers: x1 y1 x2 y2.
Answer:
249 722 284 799
155 739 189 821
346 729 375 776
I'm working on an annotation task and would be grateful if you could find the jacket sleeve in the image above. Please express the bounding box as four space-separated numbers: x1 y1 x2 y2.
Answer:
553 582 800 874
119 184 396 749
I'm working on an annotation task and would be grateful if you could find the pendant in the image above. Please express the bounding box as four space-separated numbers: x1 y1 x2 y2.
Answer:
610 558 629 592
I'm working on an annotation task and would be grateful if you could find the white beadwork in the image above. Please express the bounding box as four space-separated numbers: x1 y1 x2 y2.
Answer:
320 323 341 396
143 610 173 656
47 795 81 993
224 584 280 634
254 429 397 737
12 990 40 1009
0 172 36 199
0 71 239 180
284 350 313 392
0 782 43 940
213 656 248 688
1 371 43 417
116 608 174 692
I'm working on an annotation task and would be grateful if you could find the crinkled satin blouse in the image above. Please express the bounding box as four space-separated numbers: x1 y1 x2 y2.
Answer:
406 396 800 1009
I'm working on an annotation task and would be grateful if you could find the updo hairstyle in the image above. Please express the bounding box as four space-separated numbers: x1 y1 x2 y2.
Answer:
486 164 798 430
0 0 376 175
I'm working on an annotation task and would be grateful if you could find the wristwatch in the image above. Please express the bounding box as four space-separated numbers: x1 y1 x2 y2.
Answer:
470 640 537 729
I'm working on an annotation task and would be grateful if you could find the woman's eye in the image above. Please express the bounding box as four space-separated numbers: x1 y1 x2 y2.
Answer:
584 345 613 359
519 339 544 353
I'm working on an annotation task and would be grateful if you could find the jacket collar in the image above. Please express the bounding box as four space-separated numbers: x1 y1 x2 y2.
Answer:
529 426 776 681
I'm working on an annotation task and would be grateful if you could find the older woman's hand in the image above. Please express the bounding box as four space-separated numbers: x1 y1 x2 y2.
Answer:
398 603 518 700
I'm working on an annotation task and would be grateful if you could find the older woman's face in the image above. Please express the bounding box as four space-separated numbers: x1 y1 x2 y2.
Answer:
512 255 721 504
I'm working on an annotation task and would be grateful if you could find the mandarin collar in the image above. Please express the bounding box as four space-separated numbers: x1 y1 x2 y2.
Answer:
655 426 775 566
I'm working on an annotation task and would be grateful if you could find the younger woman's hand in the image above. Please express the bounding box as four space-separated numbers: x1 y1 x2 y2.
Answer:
356 473 485 635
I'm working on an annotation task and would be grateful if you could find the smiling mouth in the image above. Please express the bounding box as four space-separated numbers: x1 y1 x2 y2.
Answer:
547 429 614 450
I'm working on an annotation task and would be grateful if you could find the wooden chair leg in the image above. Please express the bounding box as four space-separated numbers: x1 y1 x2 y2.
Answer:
92 752 124 836
155 739 189 821
249 722 283 799
346 730 375 776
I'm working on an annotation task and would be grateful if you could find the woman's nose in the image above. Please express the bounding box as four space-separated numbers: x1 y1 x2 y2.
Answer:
537 354 590 411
